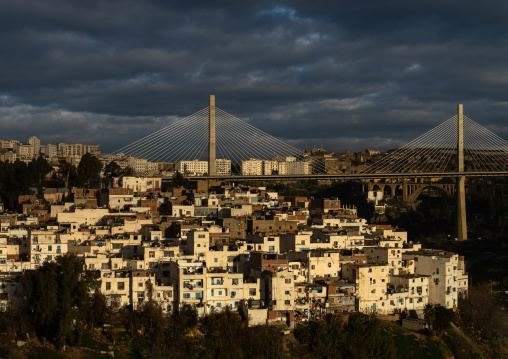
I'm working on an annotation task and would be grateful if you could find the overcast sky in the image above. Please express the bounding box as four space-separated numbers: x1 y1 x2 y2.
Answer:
1 0 508 154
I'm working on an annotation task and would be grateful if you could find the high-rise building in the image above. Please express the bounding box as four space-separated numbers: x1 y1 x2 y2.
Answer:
27 136 41 157
241 159 263 175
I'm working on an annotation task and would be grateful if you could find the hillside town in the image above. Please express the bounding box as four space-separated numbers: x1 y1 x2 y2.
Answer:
0 138 469 329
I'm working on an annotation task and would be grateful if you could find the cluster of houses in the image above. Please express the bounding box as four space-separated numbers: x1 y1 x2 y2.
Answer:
0 178 468 327
1 136 390 176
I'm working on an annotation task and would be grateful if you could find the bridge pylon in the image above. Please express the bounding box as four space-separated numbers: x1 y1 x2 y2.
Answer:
457 104 467 240
208 95 216 176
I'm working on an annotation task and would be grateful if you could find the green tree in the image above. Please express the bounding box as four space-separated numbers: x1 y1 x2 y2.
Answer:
27 156 52 197
122 166 135 176
76 153 103 188
178 304 198 328
0 160 32 209
432 305 454 334
103 161 123 178
90 290 109 328
298 313 396 359
58 160 77 187
172 170 190 188
21 254 98 349
424 303 437 330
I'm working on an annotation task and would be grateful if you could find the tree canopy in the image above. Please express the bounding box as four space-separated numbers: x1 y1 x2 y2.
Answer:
172 170 190 188
21 254 99 349
104 161 134 178
76 153 103 187
0 157 52 209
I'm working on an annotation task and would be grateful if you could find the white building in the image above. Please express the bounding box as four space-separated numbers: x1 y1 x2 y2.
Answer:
127 156 148 174
287 160 311 175
58 143 100 157
175 160 208 176
175 159 231 176
403 250 468 309
45 144 58 159
28 136 41 157
216 158 232 176
29 229 68 268
241 159 263 175
120 177 161 192
263 160 279 175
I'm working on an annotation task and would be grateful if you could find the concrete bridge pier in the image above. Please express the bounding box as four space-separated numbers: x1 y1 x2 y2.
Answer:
457 104 467 240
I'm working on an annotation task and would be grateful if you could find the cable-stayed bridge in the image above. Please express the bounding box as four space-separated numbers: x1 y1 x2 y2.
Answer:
113 97 508 240
113 96 316 174
114 97 508 179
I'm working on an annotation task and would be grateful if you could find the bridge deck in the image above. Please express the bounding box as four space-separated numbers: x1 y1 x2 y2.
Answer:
173 171 508 181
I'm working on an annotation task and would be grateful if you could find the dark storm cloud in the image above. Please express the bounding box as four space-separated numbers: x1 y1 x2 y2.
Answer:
1 0 508 153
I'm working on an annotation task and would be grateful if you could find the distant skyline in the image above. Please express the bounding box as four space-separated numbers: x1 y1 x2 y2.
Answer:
2 1 508 154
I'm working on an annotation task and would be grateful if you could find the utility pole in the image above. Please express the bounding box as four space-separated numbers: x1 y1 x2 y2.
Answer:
457 104 467 240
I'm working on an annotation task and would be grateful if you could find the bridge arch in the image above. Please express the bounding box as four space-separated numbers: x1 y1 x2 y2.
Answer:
408 184 453 203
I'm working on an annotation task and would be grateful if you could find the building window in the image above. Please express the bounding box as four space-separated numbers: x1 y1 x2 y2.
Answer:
285 279 291 284
216 303 221 308
183 293 190 299
48 245 52 252
249 289 256 296
285 300 290 305
311 265 315 270
106 282 111 291
118 282 125 290
214 258 218 263
285 290 290 295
